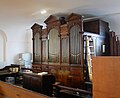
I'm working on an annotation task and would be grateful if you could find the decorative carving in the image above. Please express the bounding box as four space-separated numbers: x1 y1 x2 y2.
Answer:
31 23 43 37
59 17 66 25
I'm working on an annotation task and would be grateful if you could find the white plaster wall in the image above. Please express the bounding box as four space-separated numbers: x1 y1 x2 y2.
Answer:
0 34 4 61
102 14 120 36
0 23 32 67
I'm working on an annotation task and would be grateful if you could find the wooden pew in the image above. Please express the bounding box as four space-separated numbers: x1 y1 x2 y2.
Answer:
0 81 50 98
93 56 120 98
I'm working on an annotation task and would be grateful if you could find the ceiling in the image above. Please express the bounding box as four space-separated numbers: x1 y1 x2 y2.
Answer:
0 0 120 31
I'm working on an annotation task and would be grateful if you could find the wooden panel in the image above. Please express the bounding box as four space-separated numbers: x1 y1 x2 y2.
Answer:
83 19 109 36
118 38 120 56
60 24 68 36
32 64 42 73
49 65 60 75
56 66 70 86
84 20 99 34
113 36 117 55
70 67 84 88
32 64 84 88
42 65 49 72
70 67 82 76
109 32 115 55
92 56 120 98
0 81 49 98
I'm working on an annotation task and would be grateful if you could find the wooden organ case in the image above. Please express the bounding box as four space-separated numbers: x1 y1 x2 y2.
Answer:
31 13 110 89
83 19 110 81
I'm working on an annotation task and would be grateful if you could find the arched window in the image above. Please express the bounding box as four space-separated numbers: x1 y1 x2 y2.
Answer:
0 30 7 67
